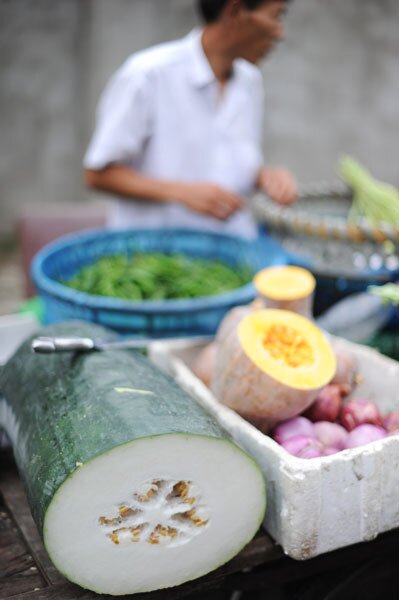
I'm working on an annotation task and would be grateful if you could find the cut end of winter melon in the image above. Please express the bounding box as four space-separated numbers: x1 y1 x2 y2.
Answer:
44 433 265 596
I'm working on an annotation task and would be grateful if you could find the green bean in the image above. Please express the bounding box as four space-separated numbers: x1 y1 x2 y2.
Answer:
63 253 253 301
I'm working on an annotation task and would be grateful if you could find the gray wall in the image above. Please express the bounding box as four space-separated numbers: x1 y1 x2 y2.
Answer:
1 0 398 236
0 0 87 235
262 0 399 182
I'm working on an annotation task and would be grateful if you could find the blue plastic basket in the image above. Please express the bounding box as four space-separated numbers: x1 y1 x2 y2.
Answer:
31 228 288 337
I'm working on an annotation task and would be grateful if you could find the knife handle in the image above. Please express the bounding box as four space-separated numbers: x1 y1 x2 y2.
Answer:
31 337 96 354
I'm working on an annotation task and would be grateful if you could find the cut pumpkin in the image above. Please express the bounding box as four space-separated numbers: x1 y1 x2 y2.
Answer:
192 342 217 387
212 309 336 432
253 266 315 318
215 298 265 346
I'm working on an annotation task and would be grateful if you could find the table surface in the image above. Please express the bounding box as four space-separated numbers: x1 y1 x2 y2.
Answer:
2 450 399 600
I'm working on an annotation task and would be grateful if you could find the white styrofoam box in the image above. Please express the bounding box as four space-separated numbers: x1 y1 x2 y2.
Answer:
0 313 40 365
149 337 399 561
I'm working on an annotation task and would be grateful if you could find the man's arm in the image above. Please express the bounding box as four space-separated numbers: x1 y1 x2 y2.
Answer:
84 165 242 221
256 166 298 205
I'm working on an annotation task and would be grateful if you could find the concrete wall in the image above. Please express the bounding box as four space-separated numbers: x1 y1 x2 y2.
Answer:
262 0 399 183
0 0 88 236
1 0 398 236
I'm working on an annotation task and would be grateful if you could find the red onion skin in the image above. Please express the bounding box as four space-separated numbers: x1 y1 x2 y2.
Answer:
304 385 343 423
314 421 348 450
384 410 399 433
273 416 316 444
345 424 386 448
340 399 383 432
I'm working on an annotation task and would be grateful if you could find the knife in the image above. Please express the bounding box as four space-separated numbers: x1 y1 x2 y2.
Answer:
31 335 213 354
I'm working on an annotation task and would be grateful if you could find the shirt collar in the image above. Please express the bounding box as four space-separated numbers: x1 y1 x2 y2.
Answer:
186 29 217 88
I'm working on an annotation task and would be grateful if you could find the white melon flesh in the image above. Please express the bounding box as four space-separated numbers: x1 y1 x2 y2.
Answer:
44 434 265 596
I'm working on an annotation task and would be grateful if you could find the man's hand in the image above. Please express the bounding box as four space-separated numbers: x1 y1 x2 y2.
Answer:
174 183 242 220
84 166 242 220
258 167 297 205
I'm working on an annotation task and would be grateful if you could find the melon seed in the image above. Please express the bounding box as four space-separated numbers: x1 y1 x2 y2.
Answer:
99 478 209 547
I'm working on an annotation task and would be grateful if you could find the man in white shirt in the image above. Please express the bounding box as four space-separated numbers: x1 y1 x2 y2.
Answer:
84 0 297 239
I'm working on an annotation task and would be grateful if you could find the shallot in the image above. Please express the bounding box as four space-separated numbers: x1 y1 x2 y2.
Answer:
298 445 324 459
345 424 386 448
323 447 340 456
340 398 383 432
280 434 311 455
304 384 344 422
280 435 323 458
314 421 348 450
383 410 399 434
272 416 316 444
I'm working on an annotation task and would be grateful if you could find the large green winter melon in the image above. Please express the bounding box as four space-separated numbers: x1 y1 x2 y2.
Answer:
0 321 265 596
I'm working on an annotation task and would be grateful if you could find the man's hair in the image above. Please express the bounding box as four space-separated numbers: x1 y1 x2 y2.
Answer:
198 0 289 23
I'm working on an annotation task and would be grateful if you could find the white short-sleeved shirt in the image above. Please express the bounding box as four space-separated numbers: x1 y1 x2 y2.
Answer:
84 29 264 239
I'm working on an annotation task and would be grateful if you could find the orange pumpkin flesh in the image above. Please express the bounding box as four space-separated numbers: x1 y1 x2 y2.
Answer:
211 309 336 432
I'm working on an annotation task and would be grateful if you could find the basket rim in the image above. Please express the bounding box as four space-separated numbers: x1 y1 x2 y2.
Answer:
253 189 399 244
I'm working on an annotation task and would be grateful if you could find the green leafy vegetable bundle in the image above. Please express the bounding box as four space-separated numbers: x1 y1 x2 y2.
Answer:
339 156 399 227
64 253 253 301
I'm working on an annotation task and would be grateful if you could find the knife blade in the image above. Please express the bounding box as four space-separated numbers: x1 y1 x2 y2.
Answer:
31 335 213 354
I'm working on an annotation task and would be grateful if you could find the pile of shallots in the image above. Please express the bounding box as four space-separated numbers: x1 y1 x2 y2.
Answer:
272 344 399 458
272 386 399 459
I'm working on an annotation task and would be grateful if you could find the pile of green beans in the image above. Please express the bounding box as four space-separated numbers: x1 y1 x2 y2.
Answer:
64 253 253 301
